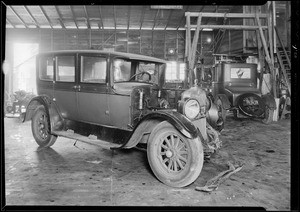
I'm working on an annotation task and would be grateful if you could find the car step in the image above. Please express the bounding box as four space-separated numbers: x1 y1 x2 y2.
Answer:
52 130 122 150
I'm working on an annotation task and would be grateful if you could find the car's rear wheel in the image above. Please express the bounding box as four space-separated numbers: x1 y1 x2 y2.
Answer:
31 106 57 147
147 121 203 187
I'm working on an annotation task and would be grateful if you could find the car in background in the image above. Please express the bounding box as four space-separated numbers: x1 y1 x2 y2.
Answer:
24 50 223 187
199 62 276 124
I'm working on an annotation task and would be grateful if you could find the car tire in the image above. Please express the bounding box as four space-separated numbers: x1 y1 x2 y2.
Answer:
31 106 57 147
147 121 204 188
262 107 274 124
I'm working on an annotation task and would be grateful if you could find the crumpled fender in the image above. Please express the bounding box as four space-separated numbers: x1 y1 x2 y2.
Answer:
112 110 199 149
261 93 276 110
23 95 65 131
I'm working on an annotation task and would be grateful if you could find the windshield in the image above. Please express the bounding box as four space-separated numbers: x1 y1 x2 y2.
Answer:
113 58 165 84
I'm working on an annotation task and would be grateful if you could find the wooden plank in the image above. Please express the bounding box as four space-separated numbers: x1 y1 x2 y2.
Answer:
190 13 202 73
255 13 276 97
186 12 268 18
8 6 28 28
186 25 267 30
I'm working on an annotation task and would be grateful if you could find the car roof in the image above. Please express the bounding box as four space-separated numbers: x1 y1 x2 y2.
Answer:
38 50 166 64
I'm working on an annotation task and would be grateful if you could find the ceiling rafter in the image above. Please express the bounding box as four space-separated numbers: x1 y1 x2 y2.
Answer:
39 6 53 28
127 5 131 30
69 6 78 29
98 6 104 29
83 6 91 29
176 5 190 30
54 6 66 28
24 6 39 28
139 6 146 30
113 5 116 30
6 18 14 28
164 10 173 30
152 9 160 30
8 5 28 28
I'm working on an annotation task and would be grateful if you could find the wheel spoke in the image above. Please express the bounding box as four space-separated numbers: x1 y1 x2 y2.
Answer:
176 158 184 170
170 135 175 147
163 158 169 164
179 150 188 155
178 154 187 163
168 160 172 170
160 151 166 155
174 136 179 148
173 160 178 172
161 144 169 150
164 137 171 148
177 142 185 151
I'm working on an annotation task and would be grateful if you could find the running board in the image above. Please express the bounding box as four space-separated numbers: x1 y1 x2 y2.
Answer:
52 130 122 150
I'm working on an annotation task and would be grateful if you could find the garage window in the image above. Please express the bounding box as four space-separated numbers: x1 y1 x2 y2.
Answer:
80 56 107 83
56 55 75 82
39 56 54 81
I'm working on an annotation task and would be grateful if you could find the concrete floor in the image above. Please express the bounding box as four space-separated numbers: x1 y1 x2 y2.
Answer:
4 115 290 210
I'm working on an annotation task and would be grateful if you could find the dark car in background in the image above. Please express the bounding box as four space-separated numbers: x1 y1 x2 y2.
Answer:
200 62 276 124
24 50 223 187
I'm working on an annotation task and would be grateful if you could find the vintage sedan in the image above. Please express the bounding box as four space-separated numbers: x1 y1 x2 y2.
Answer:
200 62 276 124
24 50 222 187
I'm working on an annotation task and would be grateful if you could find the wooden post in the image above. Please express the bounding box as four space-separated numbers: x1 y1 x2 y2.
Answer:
184 12 191 88
255 13 276 97
189 13 202 87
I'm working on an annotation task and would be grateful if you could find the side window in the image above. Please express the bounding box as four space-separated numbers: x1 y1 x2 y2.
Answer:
56 55 75 82
39 56 54 81
81 56 107 83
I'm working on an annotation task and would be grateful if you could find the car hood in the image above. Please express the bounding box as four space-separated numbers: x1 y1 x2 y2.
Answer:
225 86 261 95
112 82 153 95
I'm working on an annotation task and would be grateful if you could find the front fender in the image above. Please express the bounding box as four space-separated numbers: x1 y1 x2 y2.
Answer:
112 110 198 149
215 94 231 110
24 95 64 131
262 93 276 110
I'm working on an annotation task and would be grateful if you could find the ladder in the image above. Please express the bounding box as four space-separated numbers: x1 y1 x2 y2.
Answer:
275 27 291 95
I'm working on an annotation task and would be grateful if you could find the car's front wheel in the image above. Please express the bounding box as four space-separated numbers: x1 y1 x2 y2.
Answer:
147 121 204 187
31 106 57 147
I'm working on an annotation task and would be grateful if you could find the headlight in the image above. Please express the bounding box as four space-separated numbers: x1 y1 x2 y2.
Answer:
183 99 200 120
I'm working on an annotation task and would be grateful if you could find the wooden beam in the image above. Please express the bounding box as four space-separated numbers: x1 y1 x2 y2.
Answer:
6 18 14 28
127 6 131 30
177 5 190 30
186 12 268 18
152 9 160 30
24 6 39 28
113 6 116 30
186 25 267 30
275 27 291 67
98 6 104 29
190 13 202 72
83 6 91 29
69 6 78 29
39 6 53 28
54 6 66 28
164 10 173 30
186 12 191 62
8 6 28 28
140 6 146 30
255 13 276 97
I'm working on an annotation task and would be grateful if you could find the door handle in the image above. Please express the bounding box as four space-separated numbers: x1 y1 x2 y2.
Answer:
73 85 81 91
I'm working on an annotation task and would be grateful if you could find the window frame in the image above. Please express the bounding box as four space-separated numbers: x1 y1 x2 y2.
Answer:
55 54 76 83
79 54 108 84
38 55 54 81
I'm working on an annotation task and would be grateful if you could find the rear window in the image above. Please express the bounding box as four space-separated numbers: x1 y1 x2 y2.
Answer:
39 56 54 81
56 55 75 82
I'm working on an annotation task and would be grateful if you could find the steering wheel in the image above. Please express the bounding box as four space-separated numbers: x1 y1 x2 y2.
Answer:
129 71 151 82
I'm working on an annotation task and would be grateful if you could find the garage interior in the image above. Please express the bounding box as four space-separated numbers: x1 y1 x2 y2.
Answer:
2 2 294 210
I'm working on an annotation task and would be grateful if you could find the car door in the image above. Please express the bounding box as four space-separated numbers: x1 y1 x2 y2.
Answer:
77 53 110 126
53 53 78 121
